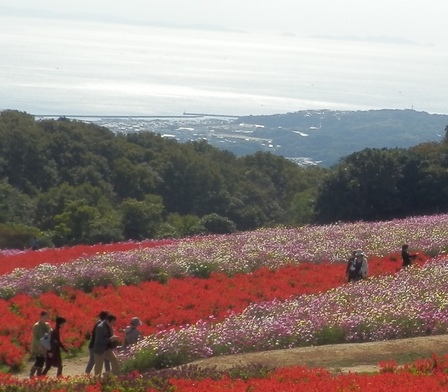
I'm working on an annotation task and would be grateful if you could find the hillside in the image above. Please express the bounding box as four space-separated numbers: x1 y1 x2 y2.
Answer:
66 109 448 166
237 109 448 166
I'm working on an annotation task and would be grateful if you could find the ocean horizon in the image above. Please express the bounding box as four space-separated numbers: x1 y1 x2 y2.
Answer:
1 16 447 117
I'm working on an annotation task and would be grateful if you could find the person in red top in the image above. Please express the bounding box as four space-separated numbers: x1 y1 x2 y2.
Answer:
42 316 68 377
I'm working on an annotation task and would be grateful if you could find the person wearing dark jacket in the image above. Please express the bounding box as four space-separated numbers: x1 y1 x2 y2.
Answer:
93 314 120 377
346 251 358 282
42 316 68 377
401 244 417 268
85 311 110 374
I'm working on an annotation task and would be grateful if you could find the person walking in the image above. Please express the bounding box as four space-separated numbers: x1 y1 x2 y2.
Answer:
85 311 110 374
42 316 68 377
93 314 120 377
29 311 52 378
401 244 418 268
123 317 143 348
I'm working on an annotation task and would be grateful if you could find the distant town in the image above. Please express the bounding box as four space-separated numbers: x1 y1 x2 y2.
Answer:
34 109 448 167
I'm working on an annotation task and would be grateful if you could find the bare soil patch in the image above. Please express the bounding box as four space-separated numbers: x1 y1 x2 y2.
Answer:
16 334 448 379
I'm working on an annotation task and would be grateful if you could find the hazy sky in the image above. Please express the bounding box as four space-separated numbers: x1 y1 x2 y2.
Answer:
1 0 447 116
2 0 447 48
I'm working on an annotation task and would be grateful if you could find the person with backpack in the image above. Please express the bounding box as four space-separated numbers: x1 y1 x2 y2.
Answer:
29 310 52 378
346 250 368 282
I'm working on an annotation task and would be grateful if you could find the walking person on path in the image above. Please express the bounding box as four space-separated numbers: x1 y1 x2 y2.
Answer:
29 311 52 378
93 314 120 377
42 316 68 377
85 311 111 374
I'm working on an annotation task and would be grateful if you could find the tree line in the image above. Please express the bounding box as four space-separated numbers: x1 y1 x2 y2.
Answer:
0 110 447 248
314 128 448 223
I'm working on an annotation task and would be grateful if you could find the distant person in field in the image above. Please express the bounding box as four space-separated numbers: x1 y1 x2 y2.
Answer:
30 236 40 250
401 244 418 268
123 317 143 348
85 311 111 374
42 316 68 377
93 313 120 377
29 310 52 378
346 251 358 282
346 250 368 282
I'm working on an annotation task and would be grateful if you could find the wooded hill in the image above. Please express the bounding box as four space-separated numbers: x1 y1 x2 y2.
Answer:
236 109 448 166
1 110 447 248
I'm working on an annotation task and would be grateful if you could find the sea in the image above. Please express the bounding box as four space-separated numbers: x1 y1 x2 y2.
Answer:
1 15 447 117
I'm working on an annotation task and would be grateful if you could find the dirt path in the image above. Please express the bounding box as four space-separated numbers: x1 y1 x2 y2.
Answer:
16 334 448 378
189 334 448 374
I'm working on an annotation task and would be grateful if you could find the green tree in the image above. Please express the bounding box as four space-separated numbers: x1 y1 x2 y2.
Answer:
155 146 229 216
315 148 404 222
120 195 164 240
0 223 40 249
0 181 36 225
53 199 101 245
408 142 448 215
289 189 316 225
0 111 55 193
35 183 111 230
237 152 326 227
164 213 204 237
112 158 160 200
200 213 236 234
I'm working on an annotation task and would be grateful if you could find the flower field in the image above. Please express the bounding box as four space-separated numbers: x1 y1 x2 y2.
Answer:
1 214 448 391
0 239 174 275
2 214 447 299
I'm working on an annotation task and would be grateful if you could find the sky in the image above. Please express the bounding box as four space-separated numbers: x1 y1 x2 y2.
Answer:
1 1 447 116
1 0 447 48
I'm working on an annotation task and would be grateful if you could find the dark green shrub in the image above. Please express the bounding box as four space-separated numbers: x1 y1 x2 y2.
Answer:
200 213 236 234
0 223 40 249
314 325 346 345
187 262 217 278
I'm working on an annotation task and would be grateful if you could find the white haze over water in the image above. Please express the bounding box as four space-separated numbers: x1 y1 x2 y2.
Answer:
1 16 447 116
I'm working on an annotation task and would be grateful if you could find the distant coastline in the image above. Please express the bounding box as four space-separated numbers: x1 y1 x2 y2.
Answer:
32 113 241 121
33 114 202 119
183 112 239 118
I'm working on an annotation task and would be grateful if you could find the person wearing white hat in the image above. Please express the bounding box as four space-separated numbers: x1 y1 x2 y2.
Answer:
346 249 368 281
355 249 369 279
123 317 143 347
